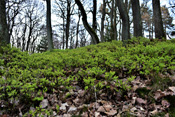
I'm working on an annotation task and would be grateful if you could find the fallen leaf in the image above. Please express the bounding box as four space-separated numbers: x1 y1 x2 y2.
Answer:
150 109 158 116
130 107 137 112
40 99 49 109
95 112 100 117
165 113 169 117
136 98 147 105
103 105 112 112
154 90 166 100
105 109 117 116
97 106 106 113
60 102 68 112
68 106 77 114
169 87 175 94
161 100 170 108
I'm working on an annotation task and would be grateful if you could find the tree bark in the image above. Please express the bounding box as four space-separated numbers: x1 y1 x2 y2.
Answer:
92 0 97 44
116 0 130 44
0 0 10 48
75 12 80 48
152 0 166 39
100 0 106 42
131 0 142 37
66 0 71 49
75 0 99 44
46 0 54 50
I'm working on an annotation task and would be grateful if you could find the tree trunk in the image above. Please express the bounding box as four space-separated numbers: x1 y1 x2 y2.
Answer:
0 0 10 48
75 12 80 48
152 0 166 39
116 0 130 44
75 0 100 44
92 0 97 44
46 0 54 50
131 0 142 37
114 0 117 40
62 18 65 49
66 0 71 49
100 0 106 42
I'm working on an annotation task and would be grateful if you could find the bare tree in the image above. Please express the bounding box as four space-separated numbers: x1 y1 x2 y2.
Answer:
75 0 99 44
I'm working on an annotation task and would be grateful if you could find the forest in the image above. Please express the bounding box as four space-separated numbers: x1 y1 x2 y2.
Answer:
0 0 175 116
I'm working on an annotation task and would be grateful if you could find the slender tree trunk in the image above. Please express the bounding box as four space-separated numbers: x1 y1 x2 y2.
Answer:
116 0 130 44
114 0 117 40
92 0 97 31
131 0 142 37
92 0 97 44
66 0 71 49
75 12 80 48
110 0 114 40
46 0 54 50
0 0 10 49
101 0 106 42
75 0 100 44
62 18 65 49
26 22 33 51
152 0 166 39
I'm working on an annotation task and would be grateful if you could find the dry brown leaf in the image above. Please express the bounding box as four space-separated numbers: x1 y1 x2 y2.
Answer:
136 98 147 105
103 105 112 112
105 109 117 116
154 90 166 100
95 112 100 117
161 100 170 108
81 112 88 117
97 106 106 113
169 87 175 94
165 113 169 117
150 109 158 116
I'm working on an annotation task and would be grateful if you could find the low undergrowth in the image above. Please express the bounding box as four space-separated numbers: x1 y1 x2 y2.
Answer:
0 37 175 116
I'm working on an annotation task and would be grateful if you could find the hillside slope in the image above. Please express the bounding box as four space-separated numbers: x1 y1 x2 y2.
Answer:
0 38 175 116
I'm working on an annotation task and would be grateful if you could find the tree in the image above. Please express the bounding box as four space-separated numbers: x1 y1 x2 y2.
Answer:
75 0 99 44
100 0 106 42
116 0 130 44
131 0 142 37
161 5 174 35
7 0 25 43
46 0 54 50
152 0 166 39
141 2 153 38
0 0 9 48
92 0 97 44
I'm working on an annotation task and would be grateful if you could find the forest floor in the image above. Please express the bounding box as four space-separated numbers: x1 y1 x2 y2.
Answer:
0 38 175 117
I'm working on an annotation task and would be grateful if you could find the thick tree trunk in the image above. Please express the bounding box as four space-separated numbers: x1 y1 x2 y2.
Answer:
46 0 54 50
100 0 106 42
75 0 99 44
131 0 142 37
116 0 130 44
152 0 166 39
0 0 10 48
